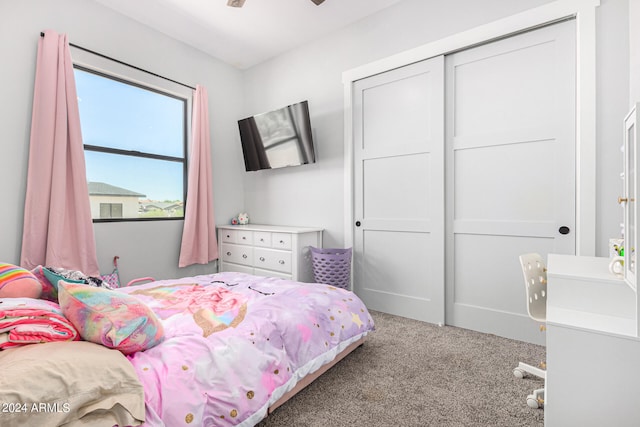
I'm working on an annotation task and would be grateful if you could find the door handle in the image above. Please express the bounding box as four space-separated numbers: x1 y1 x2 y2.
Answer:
355 221 361 227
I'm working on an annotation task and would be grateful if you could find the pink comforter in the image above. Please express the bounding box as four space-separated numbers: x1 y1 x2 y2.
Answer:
0 298 78 350
121 272 374 426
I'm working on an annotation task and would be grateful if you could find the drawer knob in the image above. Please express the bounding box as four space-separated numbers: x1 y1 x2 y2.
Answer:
260 238 264 242
226 234 230 238
259 257 265 262
242 236 247 240
242 254 248 259
226 251 231 256
279 260 285 265
279 240 284 244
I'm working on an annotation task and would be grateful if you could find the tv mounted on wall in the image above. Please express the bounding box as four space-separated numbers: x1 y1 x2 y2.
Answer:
237 100 316 172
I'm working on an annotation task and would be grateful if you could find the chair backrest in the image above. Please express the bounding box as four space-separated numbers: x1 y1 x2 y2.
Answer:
519 253 547 322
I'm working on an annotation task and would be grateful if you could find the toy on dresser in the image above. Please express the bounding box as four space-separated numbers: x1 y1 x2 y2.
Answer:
231 212 249 225
238 213 249 225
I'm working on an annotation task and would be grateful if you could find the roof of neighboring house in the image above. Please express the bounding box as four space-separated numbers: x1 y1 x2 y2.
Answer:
88 182 146 198
141 202 182 210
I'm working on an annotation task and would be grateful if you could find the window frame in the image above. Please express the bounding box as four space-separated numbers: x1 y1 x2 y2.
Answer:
71 46 192 223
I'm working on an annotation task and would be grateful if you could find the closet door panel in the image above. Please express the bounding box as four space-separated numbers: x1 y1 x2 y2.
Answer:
453 40 556 137
361 230 431 299
353 56 445 325
445 20 576 344
363 153 431 220
361 69 433 156
454 139 555 223
453 234 556 312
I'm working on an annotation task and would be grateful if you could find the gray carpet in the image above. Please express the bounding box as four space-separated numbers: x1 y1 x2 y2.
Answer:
258 310 545 427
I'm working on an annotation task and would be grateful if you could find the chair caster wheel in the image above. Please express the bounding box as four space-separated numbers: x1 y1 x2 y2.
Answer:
513 368 525 379
527 394 544 409
526 396 539 409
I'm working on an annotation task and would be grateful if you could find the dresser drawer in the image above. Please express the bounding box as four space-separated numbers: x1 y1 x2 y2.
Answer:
220 229 237 243
221 243 253 267
237 230 253 245
221 263 254 275
272 233 292 250
254 248 292 273
254 232 272 247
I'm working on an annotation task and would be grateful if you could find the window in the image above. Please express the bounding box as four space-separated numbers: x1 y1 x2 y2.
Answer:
100 203 123 219
72 47 191 222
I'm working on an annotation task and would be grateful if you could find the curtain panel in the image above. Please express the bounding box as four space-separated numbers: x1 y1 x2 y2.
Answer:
179 85 218 267
20 30 99 276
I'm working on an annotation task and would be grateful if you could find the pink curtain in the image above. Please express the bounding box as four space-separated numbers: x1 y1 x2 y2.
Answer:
179 85 219 267
20 30 99 276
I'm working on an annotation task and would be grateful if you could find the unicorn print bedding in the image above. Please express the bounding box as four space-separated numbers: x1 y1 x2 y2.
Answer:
119 271 375 426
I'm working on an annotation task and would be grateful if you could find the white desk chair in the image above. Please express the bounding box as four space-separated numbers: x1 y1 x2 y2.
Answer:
513 253 547 409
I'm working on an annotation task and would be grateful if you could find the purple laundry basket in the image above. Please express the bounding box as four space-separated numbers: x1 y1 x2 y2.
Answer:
309 246 352 290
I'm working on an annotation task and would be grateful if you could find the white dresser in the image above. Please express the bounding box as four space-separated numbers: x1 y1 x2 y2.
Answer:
217 224 323 282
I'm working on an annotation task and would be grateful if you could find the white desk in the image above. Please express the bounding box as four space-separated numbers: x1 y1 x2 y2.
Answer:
547 254 636 337
545 254 640 427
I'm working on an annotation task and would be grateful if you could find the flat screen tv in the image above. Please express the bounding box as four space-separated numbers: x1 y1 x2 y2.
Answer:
237 100 316 171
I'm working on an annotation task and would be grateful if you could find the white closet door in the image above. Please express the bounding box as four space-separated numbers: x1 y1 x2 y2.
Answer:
352 56 445 324
445 21 576 343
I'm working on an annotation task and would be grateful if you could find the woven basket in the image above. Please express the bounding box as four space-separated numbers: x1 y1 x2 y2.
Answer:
310 247 352 289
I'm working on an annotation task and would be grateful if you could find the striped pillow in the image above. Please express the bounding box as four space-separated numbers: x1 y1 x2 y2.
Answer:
0 263 42 298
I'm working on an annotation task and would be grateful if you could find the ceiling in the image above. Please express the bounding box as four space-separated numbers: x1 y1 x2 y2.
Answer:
93 0 405 69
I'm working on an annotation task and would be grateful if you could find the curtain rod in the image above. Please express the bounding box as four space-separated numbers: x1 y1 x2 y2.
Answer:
40 32 196 91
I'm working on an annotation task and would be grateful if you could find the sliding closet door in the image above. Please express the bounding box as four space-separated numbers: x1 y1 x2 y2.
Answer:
352 56 445 324
445 21 576 343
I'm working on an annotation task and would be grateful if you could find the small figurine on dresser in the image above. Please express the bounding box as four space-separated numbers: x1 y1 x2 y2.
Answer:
238 212 249 225
231 212 249 225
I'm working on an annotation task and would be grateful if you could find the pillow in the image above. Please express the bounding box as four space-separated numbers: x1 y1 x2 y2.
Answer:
31 265 84 302
0 263 42 299
58 281 164 355
0 341 145 427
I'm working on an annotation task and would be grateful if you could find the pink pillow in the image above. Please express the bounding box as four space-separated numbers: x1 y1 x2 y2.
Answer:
31 266 85 302
58 281 164 355
0 263 42 299
31 266 58 301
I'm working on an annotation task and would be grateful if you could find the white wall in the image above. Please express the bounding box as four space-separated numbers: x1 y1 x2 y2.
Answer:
0 0 245 284
631 0 640 105
597 0 630 253
241 0 630 256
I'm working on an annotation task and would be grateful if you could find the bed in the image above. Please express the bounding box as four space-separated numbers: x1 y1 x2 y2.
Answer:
0 270 374 427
